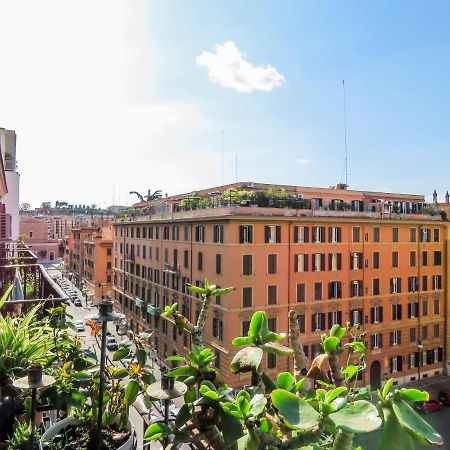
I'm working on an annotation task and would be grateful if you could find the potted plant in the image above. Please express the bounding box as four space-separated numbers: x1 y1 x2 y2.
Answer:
40 311 155 450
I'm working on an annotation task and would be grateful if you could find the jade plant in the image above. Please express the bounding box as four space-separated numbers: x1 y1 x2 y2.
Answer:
145 279 444 450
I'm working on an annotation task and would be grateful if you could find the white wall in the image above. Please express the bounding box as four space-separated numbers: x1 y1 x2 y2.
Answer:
4 171 20 239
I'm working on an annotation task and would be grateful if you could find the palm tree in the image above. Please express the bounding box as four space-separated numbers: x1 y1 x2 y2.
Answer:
129 189 163 203
129 191 144 202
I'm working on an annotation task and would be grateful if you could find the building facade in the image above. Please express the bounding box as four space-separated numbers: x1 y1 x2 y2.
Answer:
113 183 447 388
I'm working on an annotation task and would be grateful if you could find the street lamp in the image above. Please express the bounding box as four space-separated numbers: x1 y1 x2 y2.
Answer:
99 282 106 299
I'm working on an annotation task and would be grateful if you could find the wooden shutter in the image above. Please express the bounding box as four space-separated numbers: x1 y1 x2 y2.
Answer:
370 334 375 349
397 356 403 372
337 282 342 299
370 307 375 323
328 227 332 242
294 254 299 272
328 312 332 328
379 306 383 322
337 227 342 242
264 226 270 243
276 226 281 243
239 226 244 243
312 226 317 242
398 278 402 293
328 282 333 299
398 330 402 345
390 332 394 346
293 226 298 243
321 254 325 271
438 347 443 362
304 226 310 243
304 254 309 272
389 358 393 373
311 315 315 332
379 334 383 348
337 311 342 324
320 312 326 330
328 253 332 271
414 352 420 367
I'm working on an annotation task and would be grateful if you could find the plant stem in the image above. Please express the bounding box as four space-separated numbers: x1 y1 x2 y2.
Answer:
332 429 354 450
193 295 212 346
288 310 308 381
328 350 345 387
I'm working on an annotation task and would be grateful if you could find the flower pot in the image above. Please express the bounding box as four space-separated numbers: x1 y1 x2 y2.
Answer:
40 416 135 450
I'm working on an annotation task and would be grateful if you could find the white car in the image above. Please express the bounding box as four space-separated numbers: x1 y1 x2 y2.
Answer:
75 320 84 332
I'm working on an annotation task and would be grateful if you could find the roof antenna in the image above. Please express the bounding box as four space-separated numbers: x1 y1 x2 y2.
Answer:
342 79 349 187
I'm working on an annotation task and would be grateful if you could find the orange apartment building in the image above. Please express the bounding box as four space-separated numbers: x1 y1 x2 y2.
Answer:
112 182 447 388
82 225 113 301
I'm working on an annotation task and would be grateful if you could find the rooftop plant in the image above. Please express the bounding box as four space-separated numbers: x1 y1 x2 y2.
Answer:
146 279 444 450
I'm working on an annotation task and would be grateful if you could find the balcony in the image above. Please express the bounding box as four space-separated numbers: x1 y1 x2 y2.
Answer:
164 262 180 275
0 243 68 314
126 253 135 262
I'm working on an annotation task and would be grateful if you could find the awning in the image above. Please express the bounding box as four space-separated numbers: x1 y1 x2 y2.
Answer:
135 297 143 307
147 304 158 315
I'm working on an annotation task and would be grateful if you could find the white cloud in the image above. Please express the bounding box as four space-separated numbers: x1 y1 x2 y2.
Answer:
196 41 285 93
296 158 310 165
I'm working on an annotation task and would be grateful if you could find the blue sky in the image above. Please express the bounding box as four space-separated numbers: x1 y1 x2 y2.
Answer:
0 1 449 206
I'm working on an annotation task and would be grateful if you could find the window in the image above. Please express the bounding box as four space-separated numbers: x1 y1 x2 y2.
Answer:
370 333 383 349
212 317 223 340
184 250 189 268
371 306 383 324
239 225 253 243
298 314 306 333
434 297 440 314
422 275 428 291
267 353 277 369
314 282 322 301
213 225 224 243
155 227 160 239
172 226 179 241
294 226 309 243
268 285 277 305
195 226 204 242
409 327 416 342
433 251 442 266
433 275 442 290
373 278 380 295
392 251 399 268
328 281 342 299
328 226 341 243
409 353 418 369
215 351 221 369
433 228 440 242
390 356 402 373
373 252 380 269
390 277 401 294
422 325 428 340
184 225 189 241
296 283 305 302
328 253 342 271
352 227 361 243
107 262 112 269
422 251 428 266
243 287 252 307
242 255 253 275
350 252 363 270
350 309 363 326
313 253 325 271
392 304 402 321
268 254 277 274
434 324 440 338
242 321 250 336
421 228 431 242
312 226 325 243
373 227 380 242
390 330 401 346
265 225 281 243
392 227 399 242
351 280 363 297
328 310 342 328
410 251 416 267
197 252 203 271
311 312 326 331
295 253 308 272
408 302 419 318
408 276 418 292
107 248 112 256
215 254 222 275
163 226 170 240
422 300 428 316
410 228 417 242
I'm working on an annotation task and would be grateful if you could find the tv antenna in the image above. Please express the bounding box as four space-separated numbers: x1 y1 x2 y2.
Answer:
342 79 349 186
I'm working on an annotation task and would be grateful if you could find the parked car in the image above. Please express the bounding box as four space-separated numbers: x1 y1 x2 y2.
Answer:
75 320 84 332
438 389 450 406
415 399 444 413
106 337 119 351
73 298 82 307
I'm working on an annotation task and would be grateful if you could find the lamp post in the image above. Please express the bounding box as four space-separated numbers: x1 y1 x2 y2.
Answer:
86 301 125 450
13 364 55 450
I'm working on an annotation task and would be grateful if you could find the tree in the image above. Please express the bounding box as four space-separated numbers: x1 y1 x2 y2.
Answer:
19 203 31 212
129 191 144 202
40 202 52 213
129 189 163 203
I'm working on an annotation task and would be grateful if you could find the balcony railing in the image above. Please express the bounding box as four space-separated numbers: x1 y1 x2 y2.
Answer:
164 262 180 275
0 243 68 314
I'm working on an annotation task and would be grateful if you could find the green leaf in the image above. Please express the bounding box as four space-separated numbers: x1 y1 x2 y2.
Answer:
271 389 320 430
184 386 197 404
175 404 193 429
219 409 245 445
346 341 366 353
260 342 293 356
323 336 340 354
72 371 91 381
165 365 198 378
399 388 429 403
382 378 394 399
141 373 156 384
341 365 359 381
135 348 147 367
200 382 220 401
324 386 347 404
259 417 271 433
112 368 129 379
237 395 250 416
277 372 294 390
232 336 255 346
378 406 415 450
144 423 172 441
249 311 265 337
113 346 130 361
329 324 346 339
124 380 139 406
222 402 243 419
166 355 185 362
263 331 286 342
186 284 205 294
249 393 267 417
329 400 382 433
261 372 278 392
392 398 444 445
231 347 263 374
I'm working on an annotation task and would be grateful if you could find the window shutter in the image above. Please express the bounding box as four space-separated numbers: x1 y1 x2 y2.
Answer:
321 227 325 242
328 282 333 299
398 305 402 320
321 254 325 271
337 253 342 270
380 306 383 323
321 312 326 330
312 227 317 242
337 227 342 242
370 307 374 323
328 253 332 271
328 227 332 242
389 358 393 373
294 254 299 272
311 315 315 332
398 278 402 293
398 330 402 345
397 356 403 372
379 334 383 348
427 350 433 365
294 226 298 243
304 227 310 243
328 312 332 328
249 226 253 243
337 282 342 298
264 226 270 243
304 254 309 272
390 332 394 346
408 303 412 318
415 351 420 367
276 226 281 243
239 226 244 243
337 311 342 324
312 255 316 272
370 335 375 349
438 347 443 362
